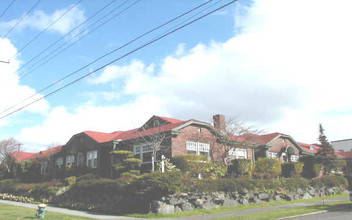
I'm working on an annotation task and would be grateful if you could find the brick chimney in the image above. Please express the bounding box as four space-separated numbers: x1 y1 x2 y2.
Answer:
213 114 226 131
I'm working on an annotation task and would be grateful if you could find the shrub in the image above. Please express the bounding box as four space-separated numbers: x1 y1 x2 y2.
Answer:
171 154 209 178
281 163 295 178
253 158 281 179
131 171 184 198
227 159 252 178
124 158 142 170
280 177 309 191
309 175 348 189
156 158 179 172
301 155 322 178
110 150 142 178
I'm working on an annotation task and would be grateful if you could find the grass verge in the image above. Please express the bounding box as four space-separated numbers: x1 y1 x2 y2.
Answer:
127 193 348 218
0 203 91 220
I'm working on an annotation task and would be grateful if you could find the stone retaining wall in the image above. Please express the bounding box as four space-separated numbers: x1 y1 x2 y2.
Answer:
151 187 348 214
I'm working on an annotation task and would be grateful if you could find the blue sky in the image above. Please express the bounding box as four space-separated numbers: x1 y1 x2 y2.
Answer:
0 0 351 151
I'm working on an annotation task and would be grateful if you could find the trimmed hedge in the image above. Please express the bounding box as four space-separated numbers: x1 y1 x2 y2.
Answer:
227 159 252 178
253 158 281 179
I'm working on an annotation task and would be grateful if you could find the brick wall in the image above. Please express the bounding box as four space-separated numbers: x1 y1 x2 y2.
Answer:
268 137 300 156
171 125 254 162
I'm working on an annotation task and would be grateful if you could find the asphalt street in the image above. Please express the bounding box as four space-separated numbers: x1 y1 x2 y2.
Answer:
292 203 352 220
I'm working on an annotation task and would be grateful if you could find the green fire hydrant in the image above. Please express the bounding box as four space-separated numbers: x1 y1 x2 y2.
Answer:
36 204 46 219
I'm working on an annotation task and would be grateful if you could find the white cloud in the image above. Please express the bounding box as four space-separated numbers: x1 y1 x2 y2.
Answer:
0 39 49 123
15 0 352 148
0 5 86 35
17 97 167 151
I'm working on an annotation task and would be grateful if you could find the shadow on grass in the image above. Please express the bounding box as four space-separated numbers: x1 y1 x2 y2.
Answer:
326 202 352 212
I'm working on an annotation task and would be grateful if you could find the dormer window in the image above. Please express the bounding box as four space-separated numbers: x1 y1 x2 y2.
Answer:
153 119 160 127
309 146 315 150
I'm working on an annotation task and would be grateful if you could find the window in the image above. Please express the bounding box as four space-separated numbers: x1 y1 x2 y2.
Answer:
87 150 98 168
40 161 48 175
268 152 277 158
290 155 299 162
134 145 162 163
55 157 63 168
66 155 75 166
186 141 210 158
229 148 247 159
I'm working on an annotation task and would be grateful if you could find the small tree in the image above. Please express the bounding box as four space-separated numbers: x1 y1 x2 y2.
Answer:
212 117 262 166
0 138 22 177
316 124 337 174
110 150 141 178
135 119 171 172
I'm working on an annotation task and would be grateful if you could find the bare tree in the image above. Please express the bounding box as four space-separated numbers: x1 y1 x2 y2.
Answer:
135 120 172 172
0 138 22 174
213 117 262 166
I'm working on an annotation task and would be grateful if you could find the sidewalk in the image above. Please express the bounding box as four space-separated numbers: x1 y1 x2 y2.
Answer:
0 199 138 219
0 196 349 220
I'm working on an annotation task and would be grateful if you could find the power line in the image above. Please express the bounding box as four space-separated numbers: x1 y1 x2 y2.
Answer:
19 0 136 80
0 0 16 21
11 0 82 59
15 0 118 75
0 0 238 120
0 0 215 116
0 0 42 40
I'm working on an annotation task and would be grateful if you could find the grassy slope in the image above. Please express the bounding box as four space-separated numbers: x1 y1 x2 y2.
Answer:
0 203 91 220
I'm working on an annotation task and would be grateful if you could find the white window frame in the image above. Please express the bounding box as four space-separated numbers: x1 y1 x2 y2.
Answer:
86 150 98 168
290 155 299 162
228 148 247 159
133 145 157 163
66 155 75 166
55 157 63 168
186 141 210 158
268 152 277 159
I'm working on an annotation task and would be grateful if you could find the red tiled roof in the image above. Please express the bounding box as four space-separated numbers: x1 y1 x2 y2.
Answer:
33 145 63 159
13 152 36 161
238 132 281 145
156 116 184 124
340 151 352 158
84 131 123 143
83 117 192 143
14 145 63 161
299 142 320 154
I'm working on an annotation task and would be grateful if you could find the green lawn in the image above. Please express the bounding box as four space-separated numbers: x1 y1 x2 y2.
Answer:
128 193 349 218
0 203 91 220
217 200 352 220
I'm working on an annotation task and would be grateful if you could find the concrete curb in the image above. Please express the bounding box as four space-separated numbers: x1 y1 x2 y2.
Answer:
277 210 328 219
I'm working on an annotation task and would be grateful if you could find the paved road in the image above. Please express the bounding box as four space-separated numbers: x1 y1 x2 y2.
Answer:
292 202 352 220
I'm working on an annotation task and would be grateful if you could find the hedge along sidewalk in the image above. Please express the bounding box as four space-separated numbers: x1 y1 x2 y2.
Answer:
150 195 349 220
0 199 138 220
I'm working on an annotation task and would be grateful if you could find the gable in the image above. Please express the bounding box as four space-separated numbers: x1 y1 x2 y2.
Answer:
139 115 178 131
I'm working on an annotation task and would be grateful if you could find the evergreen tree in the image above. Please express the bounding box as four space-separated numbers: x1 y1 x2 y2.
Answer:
316 124 337 173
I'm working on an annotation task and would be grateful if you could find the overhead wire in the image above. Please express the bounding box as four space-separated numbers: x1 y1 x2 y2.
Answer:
11 0 82 59
0 0 42 41
19 0 137 80
0 0 238 120
0 0 16 21
0 0 214 116
15 0 118 74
